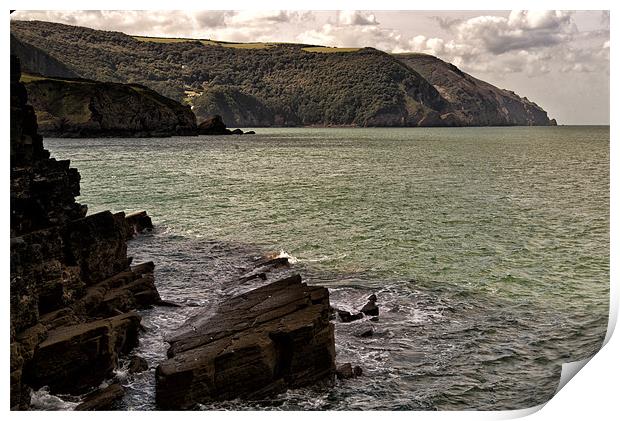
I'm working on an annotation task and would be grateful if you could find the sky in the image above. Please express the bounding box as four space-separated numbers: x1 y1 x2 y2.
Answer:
11 10 610 125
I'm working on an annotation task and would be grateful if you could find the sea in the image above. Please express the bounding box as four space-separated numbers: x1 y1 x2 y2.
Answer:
34 126 609 411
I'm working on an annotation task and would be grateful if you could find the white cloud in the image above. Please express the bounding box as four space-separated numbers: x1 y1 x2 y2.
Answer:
297 21 406 51
401 10 608 78
12 9 609 78
337 11 378 26
453 11 576 55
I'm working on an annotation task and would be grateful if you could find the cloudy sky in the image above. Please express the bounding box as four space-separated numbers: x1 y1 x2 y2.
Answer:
12 10 610 124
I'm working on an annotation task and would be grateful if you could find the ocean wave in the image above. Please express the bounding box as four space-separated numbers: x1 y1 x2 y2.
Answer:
273 249 298 264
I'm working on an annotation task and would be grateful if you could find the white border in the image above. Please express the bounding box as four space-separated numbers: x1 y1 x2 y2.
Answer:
3 1 617 419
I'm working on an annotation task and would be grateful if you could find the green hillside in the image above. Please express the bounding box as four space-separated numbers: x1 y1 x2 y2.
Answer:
11 20 555 127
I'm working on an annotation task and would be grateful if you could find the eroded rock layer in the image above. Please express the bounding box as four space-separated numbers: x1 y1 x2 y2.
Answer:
10 55 161 409
156 274 336 409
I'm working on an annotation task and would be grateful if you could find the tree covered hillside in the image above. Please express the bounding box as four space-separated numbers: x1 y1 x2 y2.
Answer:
11 20 555 127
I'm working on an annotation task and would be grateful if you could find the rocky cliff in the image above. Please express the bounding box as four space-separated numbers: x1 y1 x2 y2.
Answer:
20 73 197 138
10 56 337 410
10 56 162 409
193 86 274 127
156 274 335 409
395 53 557 126
11 19 556 127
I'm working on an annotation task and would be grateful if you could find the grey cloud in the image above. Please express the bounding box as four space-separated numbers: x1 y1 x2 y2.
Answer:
338 11 379 26
454 12 577 55
430 16 462 31
194 11 233 28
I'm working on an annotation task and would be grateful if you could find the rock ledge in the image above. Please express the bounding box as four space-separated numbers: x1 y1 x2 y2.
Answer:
155 274 336 409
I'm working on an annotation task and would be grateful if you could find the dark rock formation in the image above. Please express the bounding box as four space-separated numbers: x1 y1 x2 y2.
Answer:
197 115 231 135
125 210 153 239
192 85 274 127
336 363 363 380
360 294 379 317
128 355 149 373
25 313 141 393
337 309 364 323
75 383 125 411
354 326 374 338
10 56 161 409
155 274 336 409
21 74 197 138
197 115 249 136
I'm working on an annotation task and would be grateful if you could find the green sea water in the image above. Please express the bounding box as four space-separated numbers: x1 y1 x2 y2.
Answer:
44 126 609 410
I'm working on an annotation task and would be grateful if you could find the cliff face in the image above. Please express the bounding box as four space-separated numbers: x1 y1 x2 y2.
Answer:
10 56 161 409
10 19 556 127
396 53 557 126
192 86 274 127
21 74 197 137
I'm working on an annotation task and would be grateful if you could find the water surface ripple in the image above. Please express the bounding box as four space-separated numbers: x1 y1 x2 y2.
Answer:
43 126 609 410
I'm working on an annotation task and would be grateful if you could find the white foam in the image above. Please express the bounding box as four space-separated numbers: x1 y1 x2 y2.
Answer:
302 253 348 263
276 249 298 264
29 386 79 411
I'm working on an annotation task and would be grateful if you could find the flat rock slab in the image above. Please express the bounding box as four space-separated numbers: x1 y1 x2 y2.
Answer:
155 274 336 409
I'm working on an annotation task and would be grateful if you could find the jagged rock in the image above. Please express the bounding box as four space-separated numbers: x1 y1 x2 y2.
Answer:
336 363 353 379
238 271 268 284
73 261 161 317
75 383 125 411
354 326 374 338
24 312 141 393
230 128 244 135
360 295 379 317
337 309 364 323
156 300 182 308
10 56 161 408
336 363 363 380
197 115 231 135
245 130 256 134
125 210 153 239
63 211 130 285
155 274 336 409
254 256 290 269
128 355 149 373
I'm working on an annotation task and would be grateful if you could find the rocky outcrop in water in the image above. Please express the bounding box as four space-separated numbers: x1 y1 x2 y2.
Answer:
197 115 249 135
125 210 154 239
10 55 161 409
155 274 336 409
21 73 197 138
